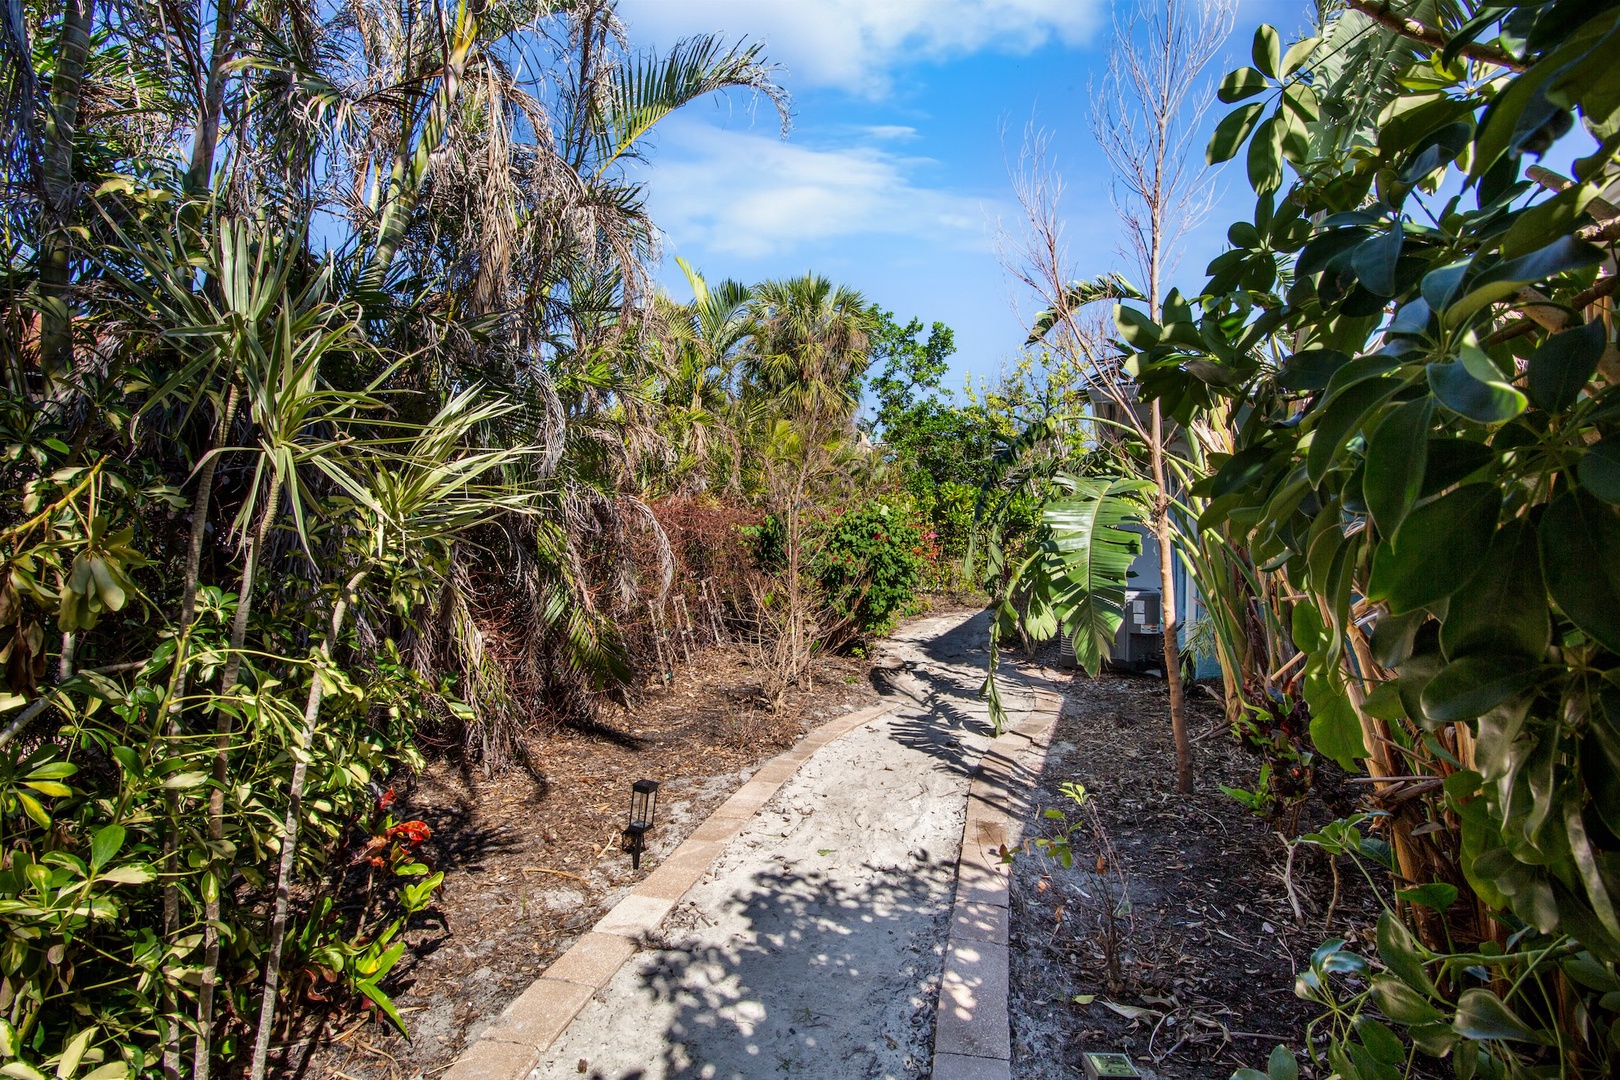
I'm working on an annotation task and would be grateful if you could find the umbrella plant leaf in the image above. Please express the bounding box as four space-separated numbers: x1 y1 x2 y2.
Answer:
1539 490 1620 653
1420 653 1540 722
1369 483 1500 612
1528 319 1606 411
1578 439 1620 503
1441 519 1550 661
1428 362 1527 423
1365 396 1432 538
1351 220 1403 297
1306 377 1400 484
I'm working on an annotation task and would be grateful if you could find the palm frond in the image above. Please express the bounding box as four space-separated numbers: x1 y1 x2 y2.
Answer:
593 33 788 180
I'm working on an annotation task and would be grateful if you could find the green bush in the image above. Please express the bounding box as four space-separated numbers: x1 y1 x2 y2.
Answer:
812 501 927 641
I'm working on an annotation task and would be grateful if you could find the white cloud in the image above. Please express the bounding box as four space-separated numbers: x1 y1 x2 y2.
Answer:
619 0 1102 96
639 116 997 260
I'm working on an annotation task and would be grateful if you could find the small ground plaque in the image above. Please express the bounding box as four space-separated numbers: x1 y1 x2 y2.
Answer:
1082 1051 1141 1079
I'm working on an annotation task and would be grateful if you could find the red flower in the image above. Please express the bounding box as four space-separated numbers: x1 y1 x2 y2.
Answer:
386 820 431 846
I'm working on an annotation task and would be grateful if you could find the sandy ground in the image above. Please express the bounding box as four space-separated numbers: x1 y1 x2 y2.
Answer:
525 609 1040 1080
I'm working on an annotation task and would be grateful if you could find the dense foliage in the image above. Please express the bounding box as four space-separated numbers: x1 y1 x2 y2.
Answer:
811 500 929 645
0 0 1013 1072
992 0 1620 1075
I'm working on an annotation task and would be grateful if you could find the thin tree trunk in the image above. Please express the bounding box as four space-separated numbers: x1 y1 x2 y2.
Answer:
248 570 366 1080
188 385 239 1080
37 0 95 383
219 471 280 692
1146 201 1192 793
58 632 75 680
1151 402 1193 795
164 405 255 1080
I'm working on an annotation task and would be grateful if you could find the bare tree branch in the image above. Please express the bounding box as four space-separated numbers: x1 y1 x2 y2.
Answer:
1344 0 1525 72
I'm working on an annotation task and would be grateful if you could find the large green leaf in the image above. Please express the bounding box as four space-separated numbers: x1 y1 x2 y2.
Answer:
1218 66 1270 103
1248 117 1284 195
1445 236 1605 326
1113 303 1161 348
1529 320 1606 412
1351 220 1402 297
1428 362 1527 423
1301 665 1369 769
1364 397 1431 538
1452 989 1542 1042
1277 348 1349 391
1252 24 1281 77
1539 490 1620 653
1441 519 1550 661
1038 476 1153 676
1420 654 1540 722
1421 436 1495 496
1306 377 1401 484
1376 910 1437 997
1369 484 1500 612
1208 102 1265 164
1578 439 1620 503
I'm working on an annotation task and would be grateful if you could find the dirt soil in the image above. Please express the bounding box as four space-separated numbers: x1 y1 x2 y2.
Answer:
1008 667 1378 1079
284 641 887 1080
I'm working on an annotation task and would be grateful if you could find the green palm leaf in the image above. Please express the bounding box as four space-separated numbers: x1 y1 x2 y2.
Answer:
595 34 787 179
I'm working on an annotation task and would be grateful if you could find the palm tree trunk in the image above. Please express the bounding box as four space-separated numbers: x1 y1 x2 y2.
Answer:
38 0 95 383
185 0 236 197
248 569 367 1080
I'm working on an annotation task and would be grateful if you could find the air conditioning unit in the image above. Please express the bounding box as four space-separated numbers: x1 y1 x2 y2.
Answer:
1055 590 1164 671
1110 589 1163 670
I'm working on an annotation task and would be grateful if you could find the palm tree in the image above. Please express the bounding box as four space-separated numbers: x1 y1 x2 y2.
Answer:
722 275 879 699
745 274 877 430
651 258 753 492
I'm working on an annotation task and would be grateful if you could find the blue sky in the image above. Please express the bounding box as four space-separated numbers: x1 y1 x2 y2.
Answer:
620 0 1317 394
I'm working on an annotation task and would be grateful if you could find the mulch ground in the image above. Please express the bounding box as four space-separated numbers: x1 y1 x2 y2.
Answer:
279 640 886 1080
1009 666 1379 1079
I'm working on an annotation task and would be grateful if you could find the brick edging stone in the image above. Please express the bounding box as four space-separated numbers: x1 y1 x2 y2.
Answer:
932 685 1067 1080
444 700 898 1080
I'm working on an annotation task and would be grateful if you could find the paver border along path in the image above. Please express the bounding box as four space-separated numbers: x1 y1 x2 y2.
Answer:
445 700 896 1080
932 686 1066 1080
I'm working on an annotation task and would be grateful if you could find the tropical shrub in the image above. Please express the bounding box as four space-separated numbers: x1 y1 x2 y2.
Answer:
1221 685 1318 833
812 501 928 645
1099 2 1620 1074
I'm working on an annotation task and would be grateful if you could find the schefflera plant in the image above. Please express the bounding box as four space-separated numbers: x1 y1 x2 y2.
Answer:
1110 3 1620 1076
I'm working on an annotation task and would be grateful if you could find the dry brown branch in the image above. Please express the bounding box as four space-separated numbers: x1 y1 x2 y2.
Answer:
1484 273 1620 345
1343 0 1526 72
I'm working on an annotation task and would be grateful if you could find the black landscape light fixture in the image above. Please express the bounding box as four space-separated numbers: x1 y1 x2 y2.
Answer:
622 779 659 870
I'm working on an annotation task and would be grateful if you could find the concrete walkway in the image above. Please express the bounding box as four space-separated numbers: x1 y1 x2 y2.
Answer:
450 610 1060 1080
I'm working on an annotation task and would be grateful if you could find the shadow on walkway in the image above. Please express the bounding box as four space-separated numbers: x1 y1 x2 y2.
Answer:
578 858 956 1080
